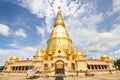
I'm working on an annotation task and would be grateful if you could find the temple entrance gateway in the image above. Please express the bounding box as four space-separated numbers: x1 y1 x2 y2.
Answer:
55 60 64 74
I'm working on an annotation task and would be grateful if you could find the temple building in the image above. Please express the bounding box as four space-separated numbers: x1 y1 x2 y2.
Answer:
3 7 116 76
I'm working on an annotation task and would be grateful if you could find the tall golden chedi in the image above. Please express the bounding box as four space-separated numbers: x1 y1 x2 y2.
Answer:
48 7 72 51
3 7 116 76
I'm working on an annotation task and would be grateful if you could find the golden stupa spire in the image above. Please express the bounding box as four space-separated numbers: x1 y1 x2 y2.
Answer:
47 7 72 52
54 7 65 27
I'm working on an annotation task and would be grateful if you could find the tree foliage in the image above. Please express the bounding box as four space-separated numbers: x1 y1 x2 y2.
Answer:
114 59 120 70
0 66 4 72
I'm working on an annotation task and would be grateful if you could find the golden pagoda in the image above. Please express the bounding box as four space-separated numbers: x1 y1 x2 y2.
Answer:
3 7 116 76
47 7 72 52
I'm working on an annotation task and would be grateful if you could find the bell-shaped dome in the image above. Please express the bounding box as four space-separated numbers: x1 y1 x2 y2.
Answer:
77 51 84 55
9 56 19 63
34 50 43 60
10 56 19 60
36 50 43 56
75 51 86 60
73 47 79 54
100 55 110 61
34 49 48 60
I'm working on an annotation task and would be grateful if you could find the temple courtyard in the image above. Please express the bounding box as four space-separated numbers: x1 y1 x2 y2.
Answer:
0 70 120 80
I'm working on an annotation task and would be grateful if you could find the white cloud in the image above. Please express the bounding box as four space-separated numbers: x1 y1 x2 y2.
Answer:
25 26 31 29
110 49 120 60
0 49 10 55
23 47 36 52
19 0 49 18
72 24 120 52
106 0 120 17
15 28 27 38
36 26 45 37
112 0 120 12
0 23 10 36
9 43 36 52
9 43 19 48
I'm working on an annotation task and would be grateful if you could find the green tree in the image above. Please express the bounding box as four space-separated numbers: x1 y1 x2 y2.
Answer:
114 59 120 70
0 66 4 72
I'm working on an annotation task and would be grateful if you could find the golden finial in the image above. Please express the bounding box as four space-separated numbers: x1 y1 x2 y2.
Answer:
58 6 60 10
54 6 65 27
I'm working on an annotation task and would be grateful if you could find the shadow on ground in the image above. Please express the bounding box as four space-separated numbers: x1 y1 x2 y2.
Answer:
55 76 64 80
26 76 39 79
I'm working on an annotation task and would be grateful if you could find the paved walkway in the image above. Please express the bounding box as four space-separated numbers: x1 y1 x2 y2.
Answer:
0 71 120 80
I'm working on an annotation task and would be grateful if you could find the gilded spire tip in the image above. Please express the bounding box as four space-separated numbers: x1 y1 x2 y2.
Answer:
54 7 65 27
58 6 61 11
58 6 60 9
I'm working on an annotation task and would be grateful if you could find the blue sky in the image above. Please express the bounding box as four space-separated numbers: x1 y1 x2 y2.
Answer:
0 0 120 66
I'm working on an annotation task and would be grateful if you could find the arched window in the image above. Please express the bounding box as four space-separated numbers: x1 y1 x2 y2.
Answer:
105 65 107 69
16 67 18 70
44 63 48 70
91 65 94 69
95 65 97 69
102 65 104 69
71 63 75 70
25 66 28 70
87 65 90 69
19 66 21 70
22 66 24 70
98 65 101 69
12 67 15 70
58 50 61 53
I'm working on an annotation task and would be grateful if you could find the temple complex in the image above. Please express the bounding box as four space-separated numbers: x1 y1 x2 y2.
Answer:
3 7 116 76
